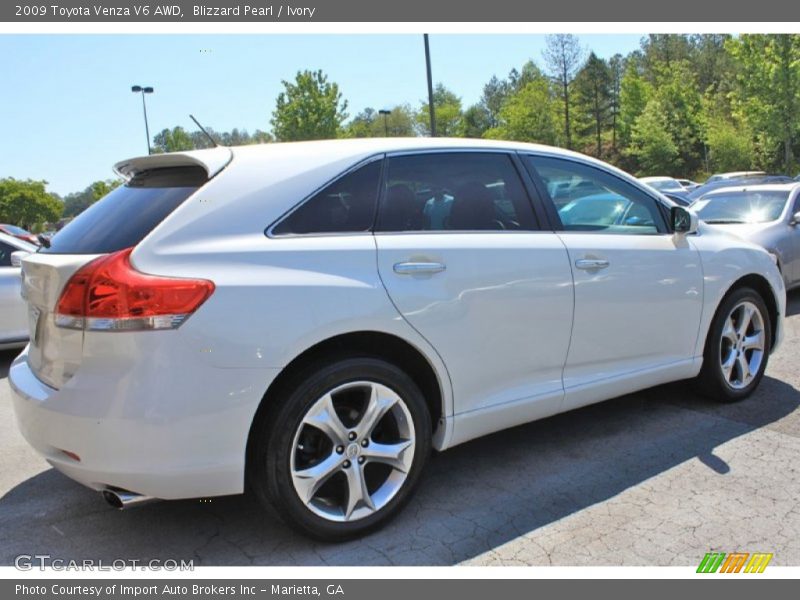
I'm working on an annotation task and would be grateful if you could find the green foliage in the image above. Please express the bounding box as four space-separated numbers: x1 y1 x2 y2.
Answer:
618 59 652 147
152 126 194 153
0 178 63 229
574 52 612 157
416 83 464 137
706 119 754 172
485 77 559 145
627 99 682 175
271 69 348 141
727 34 800 171
342 105 415 138
62 179 122 218
543 34 585 149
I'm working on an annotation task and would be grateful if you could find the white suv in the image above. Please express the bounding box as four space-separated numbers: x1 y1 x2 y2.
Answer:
9 138 785 540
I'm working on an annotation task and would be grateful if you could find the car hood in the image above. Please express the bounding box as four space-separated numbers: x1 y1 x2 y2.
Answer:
701 221 776 240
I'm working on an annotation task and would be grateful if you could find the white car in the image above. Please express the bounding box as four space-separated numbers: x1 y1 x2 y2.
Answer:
639 176 687 193
9 139 785 540
0 232 36 350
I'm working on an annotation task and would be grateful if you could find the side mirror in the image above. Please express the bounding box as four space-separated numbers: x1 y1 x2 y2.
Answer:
791 211 800 225
671 206 698 235
10 250 29 268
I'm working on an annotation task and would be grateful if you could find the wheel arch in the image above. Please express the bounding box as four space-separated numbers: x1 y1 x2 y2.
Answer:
245 330 449 481
717 273 780 352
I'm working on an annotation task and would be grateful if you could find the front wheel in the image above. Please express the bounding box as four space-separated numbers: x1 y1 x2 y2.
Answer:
251 358 431 541
698 287 772 403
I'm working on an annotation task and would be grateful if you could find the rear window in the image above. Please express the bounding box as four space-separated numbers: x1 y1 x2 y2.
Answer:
43 166 207 254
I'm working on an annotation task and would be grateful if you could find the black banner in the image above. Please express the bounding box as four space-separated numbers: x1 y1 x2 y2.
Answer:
3 0 800 22
4 579 798 600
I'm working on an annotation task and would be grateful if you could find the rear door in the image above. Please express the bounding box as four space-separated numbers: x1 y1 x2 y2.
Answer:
374 151 574 423
522 154 704 410
21 166 208 389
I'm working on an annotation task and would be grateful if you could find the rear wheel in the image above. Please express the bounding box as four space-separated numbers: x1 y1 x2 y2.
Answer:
251 358 431 541
698 287 771 402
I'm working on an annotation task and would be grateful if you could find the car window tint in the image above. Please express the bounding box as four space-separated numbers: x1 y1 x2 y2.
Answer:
0 241 13 267
524 155 667 234
272 160 382 235
377 153 536 232
43 166 207 255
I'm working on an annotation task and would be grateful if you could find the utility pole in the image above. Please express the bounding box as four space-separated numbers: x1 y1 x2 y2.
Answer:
424 34 437 137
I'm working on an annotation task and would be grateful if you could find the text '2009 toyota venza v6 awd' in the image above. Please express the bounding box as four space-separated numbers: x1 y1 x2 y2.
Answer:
9 138 785 540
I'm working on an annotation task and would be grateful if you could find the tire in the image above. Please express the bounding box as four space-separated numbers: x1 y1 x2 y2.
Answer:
250 357 432 541
697 286 772 403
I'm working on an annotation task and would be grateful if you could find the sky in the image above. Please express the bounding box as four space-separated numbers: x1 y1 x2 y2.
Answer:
0 34 644 196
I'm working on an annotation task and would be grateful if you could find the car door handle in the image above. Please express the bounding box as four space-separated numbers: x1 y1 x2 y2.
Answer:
393 262 447 275
575 258 610 270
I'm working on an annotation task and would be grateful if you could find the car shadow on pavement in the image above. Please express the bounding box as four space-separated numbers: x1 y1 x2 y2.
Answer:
2 343 799 566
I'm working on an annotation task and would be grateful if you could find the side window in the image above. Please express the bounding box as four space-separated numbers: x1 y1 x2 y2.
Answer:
272 160 382 235
524 155 667 234
377 153 537 232
0 242 14 267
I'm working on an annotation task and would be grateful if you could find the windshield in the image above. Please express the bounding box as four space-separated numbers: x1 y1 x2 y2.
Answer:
646 179 683 192
1 224 30 235
693 190 790 224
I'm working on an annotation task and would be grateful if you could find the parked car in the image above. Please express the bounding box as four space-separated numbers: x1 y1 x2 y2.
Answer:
688 175 796 202
639 176 687 192
639 177 692 204
9 139 785 540
0 224 39 245
706 171 766 183
676 179 700 192
0 232 37 350
692 183 800 290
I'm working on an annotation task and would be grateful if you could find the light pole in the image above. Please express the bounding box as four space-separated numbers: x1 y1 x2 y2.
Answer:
378 109 391 136
131 85 154 154
423 34 436 137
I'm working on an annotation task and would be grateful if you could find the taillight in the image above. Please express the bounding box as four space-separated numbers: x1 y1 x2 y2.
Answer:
55 248 215 331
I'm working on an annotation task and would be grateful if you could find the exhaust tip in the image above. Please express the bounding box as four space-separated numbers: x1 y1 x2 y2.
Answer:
102 489 157 510
102 490 125 510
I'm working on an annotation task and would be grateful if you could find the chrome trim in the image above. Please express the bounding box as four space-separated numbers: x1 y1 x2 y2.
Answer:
393 261 447 275
575 258 610 270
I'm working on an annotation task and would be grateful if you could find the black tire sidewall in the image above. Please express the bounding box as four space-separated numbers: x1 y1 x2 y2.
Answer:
701 287 772 402
254 357 432 541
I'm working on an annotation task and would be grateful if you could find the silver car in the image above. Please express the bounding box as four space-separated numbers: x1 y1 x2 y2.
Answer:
0 232 37 349
692 183 800 289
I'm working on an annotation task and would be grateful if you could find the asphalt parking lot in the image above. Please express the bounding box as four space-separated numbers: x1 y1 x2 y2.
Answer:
2 292 799 567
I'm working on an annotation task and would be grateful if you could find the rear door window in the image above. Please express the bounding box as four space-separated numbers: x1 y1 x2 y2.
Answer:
43 166 207 254
377 152 537 232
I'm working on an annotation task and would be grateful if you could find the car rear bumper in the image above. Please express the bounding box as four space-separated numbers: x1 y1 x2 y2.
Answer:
9 346 279 500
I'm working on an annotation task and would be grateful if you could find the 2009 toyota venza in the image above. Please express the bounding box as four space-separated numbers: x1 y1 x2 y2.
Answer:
9 139 785 540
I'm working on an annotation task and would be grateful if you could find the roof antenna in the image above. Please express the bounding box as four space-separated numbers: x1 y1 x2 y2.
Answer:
189 114 220 148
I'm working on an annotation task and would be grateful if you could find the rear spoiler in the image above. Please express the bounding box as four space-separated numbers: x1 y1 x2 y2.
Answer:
113 146 233 181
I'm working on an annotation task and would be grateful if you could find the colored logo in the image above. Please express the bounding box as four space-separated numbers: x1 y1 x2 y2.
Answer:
697 552 773 573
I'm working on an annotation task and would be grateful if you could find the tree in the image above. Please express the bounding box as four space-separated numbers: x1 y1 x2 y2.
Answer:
484 77 559 145
728 34 800 172
543 34 584 149
271 69 348 141
343 104 416 138
627 99 682 175
618 59 652 147
650 60 704 174
62 179 122 218
0 178 62 229
574 52 612 157
152 126 195 153
416 84 463 137
462 104 493 138
608 54 625 150
706 119 754 173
